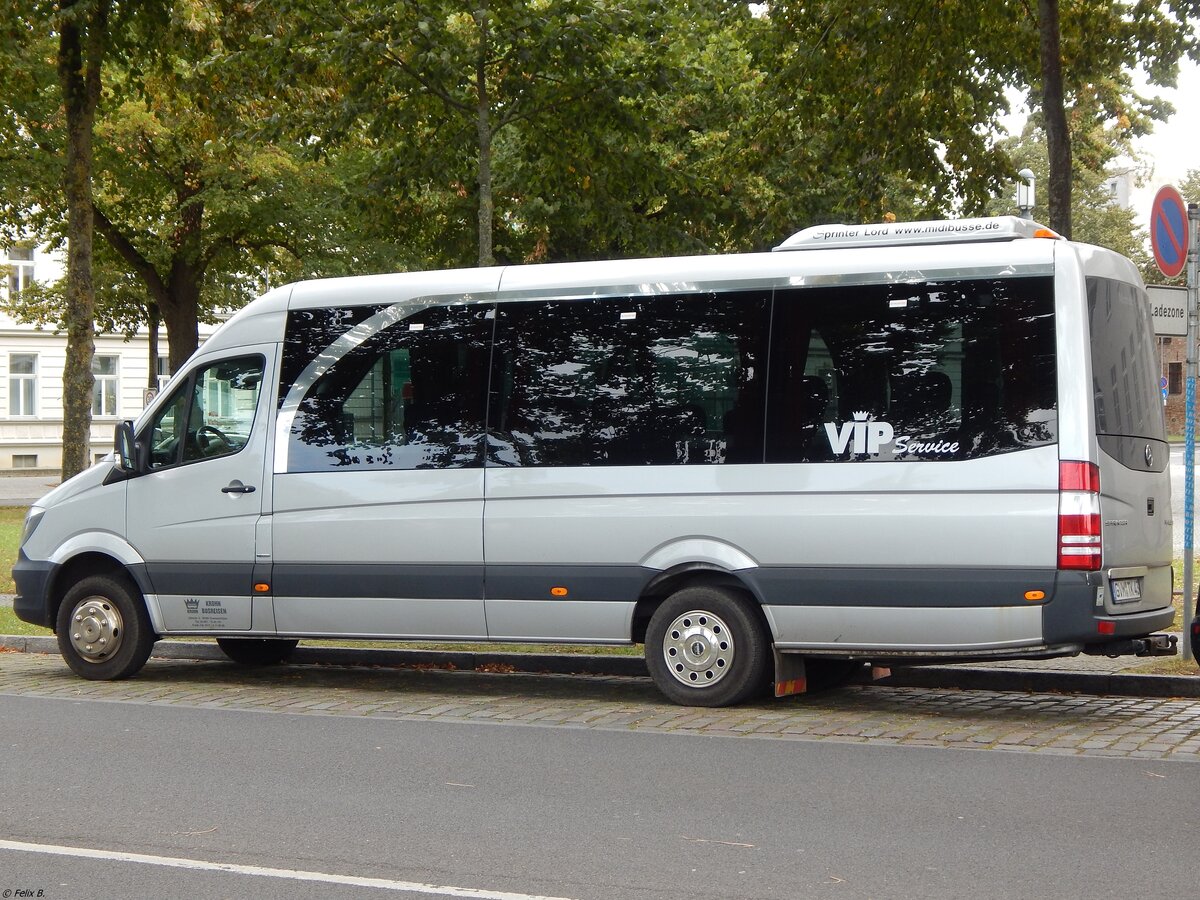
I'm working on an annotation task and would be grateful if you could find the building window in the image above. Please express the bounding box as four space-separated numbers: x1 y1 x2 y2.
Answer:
11 454 37 469
157 355 171 391
92 355 119 416
9 353 37 416
1169 362 1183 396
6 246 34 299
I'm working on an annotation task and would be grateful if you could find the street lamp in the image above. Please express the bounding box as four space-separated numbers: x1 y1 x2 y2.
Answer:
1016 169 1036 220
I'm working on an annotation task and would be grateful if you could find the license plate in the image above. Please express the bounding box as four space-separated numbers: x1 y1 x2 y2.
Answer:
1110 577 1142 604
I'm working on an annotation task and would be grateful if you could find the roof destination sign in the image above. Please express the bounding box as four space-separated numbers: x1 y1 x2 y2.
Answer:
1148 284 1188 336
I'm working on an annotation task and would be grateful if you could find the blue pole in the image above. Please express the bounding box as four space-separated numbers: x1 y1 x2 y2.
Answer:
1184 204 1199 663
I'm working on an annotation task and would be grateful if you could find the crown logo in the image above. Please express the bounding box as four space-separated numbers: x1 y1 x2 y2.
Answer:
852 411 871 421
184 597 199 612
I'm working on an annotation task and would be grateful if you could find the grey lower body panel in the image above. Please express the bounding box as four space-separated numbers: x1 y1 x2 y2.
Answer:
753 565 1052 652
741 566 1057 609
273 595 488 640
137 560 1174 654
766 604 1045 651
484 598 636 642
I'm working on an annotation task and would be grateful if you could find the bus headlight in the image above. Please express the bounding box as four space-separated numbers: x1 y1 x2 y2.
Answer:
20 506 44 547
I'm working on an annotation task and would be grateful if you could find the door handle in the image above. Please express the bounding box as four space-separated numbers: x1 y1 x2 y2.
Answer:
221 480 256 494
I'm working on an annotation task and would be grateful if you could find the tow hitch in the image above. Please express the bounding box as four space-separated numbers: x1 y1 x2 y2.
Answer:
1083 633 1177 658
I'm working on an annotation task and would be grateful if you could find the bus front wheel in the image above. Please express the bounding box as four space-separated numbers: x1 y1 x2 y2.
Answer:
56 573 156 681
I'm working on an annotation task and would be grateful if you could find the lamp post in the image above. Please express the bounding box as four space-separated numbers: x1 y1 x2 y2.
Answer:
1016 169 1036 220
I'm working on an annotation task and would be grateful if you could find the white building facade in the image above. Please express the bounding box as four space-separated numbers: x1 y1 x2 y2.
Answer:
2 244 215 471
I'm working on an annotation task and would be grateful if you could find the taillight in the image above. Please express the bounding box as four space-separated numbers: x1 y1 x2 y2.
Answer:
1058 461 1101 570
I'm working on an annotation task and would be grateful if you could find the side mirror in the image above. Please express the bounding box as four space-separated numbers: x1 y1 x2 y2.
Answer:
114 420 139 473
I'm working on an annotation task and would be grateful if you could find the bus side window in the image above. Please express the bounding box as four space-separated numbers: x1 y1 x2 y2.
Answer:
490 292 769 467
285 305 491 472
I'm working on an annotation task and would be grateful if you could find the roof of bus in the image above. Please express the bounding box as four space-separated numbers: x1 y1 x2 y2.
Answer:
279 234 1068 312
196 218 1147 359
207 219 1144 357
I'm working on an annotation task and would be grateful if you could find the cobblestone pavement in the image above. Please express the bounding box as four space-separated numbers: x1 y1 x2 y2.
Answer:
3 649 1199 762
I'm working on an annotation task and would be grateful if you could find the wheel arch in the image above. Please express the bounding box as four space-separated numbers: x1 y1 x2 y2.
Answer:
45 535 150 634
632 563 770 645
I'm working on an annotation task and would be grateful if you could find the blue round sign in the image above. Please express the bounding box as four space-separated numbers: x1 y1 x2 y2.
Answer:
1151 185 1189 278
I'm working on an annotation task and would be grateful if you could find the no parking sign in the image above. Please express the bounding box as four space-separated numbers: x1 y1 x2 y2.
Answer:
1151 185 1189 278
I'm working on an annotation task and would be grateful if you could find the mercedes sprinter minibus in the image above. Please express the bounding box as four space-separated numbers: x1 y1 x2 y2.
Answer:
13 217 1177 706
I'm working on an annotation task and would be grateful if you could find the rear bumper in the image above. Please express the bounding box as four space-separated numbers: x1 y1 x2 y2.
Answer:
1044 570 1175 645
12 549 55 629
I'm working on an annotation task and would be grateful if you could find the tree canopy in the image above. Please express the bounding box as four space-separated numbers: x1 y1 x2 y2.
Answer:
2 0 1196 397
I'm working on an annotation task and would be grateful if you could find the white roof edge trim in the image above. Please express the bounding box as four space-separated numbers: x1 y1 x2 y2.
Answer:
774 216 1062 252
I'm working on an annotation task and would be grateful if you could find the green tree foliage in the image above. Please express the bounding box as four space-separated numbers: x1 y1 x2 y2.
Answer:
283 0 649 267
89 3 361 372
0 0 119 478
6 0 1197 425
1 2 355 375
988 119 1151 269
278 1 847 264
1028 0 1200 237
760 1 1199 236
757 1 1024 220
1179 170 1200 208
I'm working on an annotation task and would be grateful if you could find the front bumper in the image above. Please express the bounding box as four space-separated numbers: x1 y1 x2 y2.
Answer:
12 549 56 629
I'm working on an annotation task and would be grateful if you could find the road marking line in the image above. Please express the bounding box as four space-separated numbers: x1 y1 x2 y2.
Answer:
0 839 576 900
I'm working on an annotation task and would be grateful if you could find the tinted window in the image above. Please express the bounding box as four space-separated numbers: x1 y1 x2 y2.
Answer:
280 306 379 407
144 356 264 470
489 292 769 466
284 304 492 472
767 277 1057 462
1088 277 1165 442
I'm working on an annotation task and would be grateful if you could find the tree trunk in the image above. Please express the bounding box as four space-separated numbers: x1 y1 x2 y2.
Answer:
474 6 494 268
161 274 202 375
147 301 160 393
1038 0 1071 239
160 172 205 373
56 0 108 480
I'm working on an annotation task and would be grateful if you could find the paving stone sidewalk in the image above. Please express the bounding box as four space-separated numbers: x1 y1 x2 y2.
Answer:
2 649 1198 762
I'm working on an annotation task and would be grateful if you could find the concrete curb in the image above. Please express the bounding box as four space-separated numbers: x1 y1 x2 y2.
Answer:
0 635 651 678
876 665 1200 699
3 634 1197 699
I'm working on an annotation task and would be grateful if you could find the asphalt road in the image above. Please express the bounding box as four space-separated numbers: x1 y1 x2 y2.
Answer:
1 684 1197 900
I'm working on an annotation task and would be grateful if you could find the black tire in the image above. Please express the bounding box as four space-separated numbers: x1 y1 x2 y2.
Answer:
216 638 299 666
645 585 770 707
56 573 156 681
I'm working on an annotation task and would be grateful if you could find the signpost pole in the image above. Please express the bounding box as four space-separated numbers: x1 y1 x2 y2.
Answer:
1150 186 1193 663
1184 203 1199 663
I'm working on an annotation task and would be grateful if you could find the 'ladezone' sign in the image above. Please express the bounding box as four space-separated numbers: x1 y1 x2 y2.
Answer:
1148 284 1187 337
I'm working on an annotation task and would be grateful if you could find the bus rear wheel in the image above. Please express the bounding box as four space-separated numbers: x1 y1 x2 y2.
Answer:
645 586 769 707
56 573 156 681
216 638 299 666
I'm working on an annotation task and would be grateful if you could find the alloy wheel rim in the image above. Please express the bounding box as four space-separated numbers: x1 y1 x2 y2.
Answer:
661 609 734 688
68 596 123 663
